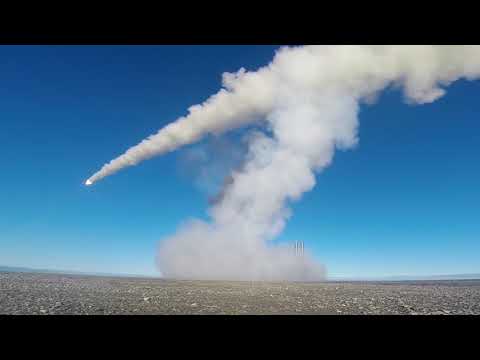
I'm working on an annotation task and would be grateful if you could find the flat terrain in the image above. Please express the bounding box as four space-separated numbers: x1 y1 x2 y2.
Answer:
1 272 479 315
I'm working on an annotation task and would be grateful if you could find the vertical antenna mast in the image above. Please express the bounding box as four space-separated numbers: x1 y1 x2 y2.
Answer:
293 241 305 256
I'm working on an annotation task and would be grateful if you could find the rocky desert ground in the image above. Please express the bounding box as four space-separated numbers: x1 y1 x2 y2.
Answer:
1 271 479 315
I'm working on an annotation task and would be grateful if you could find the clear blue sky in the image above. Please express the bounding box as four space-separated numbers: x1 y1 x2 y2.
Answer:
0 45 479 278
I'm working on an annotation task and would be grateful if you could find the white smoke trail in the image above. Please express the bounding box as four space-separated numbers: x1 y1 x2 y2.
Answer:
86 46 480 186
87 46 480 281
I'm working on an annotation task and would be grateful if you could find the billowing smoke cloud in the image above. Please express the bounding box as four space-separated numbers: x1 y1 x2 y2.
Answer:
86 46 480 281
177 135 247 202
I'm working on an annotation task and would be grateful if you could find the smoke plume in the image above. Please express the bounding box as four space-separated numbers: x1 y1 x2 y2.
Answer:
86 46 480 281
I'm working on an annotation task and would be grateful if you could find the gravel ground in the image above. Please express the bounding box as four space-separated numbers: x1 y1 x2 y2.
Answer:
1 271 479 315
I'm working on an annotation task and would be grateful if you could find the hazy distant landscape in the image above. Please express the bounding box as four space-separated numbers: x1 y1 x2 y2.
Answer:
0 266 158 279
2 266 479 282
330 274 480 281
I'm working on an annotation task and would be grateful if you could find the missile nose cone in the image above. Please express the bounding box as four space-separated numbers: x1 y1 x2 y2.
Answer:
85 179 93 186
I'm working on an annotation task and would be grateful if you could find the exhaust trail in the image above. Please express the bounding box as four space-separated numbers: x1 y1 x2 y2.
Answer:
86 46 480 281
85 46 480 186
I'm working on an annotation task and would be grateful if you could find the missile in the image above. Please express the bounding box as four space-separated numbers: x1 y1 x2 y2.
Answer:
85 179 93 186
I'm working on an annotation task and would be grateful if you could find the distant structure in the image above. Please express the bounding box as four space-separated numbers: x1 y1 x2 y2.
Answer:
294 241 304 257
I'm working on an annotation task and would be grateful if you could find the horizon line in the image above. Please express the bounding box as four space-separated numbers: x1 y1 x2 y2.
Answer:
1 265 479 281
